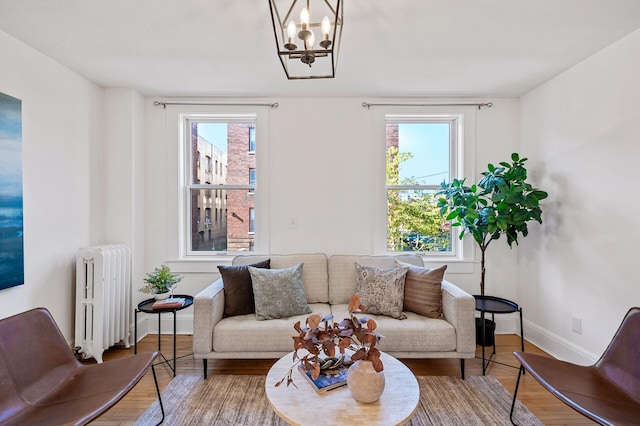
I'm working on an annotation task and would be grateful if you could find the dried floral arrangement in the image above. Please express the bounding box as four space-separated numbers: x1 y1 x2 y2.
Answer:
275 294 384 388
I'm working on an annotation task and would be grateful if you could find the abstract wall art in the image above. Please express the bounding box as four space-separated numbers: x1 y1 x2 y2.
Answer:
0 92 24 290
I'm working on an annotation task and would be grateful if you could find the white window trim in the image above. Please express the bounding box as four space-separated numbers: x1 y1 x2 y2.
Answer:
162 104 271 269
372 105 476 268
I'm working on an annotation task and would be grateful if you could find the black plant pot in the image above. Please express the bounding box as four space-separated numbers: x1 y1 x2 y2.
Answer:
475 317 495 347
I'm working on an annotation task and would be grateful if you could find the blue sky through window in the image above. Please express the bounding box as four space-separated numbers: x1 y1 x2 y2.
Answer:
197 123 227 153
397 123 450 186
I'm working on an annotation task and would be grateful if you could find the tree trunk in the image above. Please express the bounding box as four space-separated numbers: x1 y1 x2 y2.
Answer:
480 245 487 296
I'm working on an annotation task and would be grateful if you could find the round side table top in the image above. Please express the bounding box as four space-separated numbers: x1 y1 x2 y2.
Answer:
136 294 194 313
265 352 420 426
474 295 519 314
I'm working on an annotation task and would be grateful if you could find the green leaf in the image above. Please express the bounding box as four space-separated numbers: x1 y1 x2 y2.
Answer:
446 211 458 220
511 152 520 162
531 190 548 200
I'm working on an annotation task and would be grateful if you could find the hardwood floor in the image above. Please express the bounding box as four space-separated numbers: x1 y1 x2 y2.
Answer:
91 334 596 425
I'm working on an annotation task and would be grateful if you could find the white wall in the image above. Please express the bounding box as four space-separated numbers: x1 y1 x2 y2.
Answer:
519 28 640 363
12 17 635 363
143 97 523 334
0 30 103 338
102 88 146 302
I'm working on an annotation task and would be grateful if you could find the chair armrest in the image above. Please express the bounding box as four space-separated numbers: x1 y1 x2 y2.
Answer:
441 280 476 354
193 278 225 355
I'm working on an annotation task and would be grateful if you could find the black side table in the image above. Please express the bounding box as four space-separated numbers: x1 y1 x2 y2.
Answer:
474 295 524 375
135 294 193 377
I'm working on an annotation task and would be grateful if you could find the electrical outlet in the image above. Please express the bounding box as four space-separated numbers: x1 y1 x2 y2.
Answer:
571 316 582 335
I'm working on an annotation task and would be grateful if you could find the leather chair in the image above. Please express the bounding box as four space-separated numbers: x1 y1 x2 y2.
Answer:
510 307 640 425
0 307 164 425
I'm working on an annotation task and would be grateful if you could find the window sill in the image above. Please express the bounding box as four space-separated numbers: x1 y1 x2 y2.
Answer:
421 258 475 274
165 256 234 273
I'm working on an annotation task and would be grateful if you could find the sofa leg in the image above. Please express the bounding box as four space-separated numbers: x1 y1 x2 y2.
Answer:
460 359 465 380
203 359 208 379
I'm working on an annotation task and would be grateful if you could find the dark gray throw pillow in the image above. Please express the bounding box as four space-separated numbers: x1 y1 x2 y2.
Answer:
218 259 270 317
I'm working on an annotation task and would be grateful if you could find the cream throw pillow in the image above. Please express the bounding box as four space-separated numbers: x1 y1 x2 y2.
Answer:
354 263 409 320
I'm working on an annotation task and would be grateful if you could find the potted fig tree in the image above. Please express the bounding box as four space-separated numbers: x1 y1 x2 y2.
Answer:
437 153 548 345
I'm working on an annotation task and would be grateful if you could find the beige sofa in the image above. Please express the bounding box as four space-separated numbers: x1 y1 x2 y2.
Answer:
193 253 475 378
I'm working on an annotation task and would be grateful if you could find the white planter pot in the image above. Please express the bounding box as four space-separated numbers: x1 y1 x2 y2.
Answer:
153 292 171 301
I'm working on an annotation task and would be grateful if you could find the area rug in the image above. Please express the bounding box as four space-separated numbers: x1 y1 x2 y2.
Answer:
135 374 542 425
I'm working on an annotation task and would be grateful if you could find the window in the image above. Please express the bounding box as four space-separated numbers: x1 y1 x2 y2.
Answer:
386 119 454 253
249 127 256 152
376 109 473 260
185 118 258 254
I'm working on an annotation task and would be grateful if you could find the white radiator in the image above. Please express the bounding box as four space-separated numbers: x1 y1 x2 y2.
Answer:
75 244 132 363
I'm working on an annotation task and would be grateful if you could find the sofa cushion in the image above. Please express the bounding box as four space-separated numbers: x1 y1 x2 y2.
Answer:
328 254 424 304
397 262 447 319
331 304 456 353
218 259 271 317
354 263 409 319
249 263 312 320
233 253 329 303
213 303 331 352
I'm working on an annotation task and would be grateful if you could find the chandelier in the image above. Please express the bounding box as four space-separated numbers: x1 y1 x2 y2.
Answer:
268 0 343 80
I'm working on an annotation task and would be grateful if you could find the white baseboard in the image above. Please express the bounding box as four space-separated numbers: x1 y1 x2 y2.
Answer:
133 313 194 342
521 319 598 365
477 312 520 335
477 313 597 364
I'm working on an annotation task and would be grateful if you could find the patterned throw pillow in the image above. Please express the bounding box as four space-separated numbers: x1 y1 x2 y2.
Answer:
354 263 409 320
218 259 271 317
397 261 447 319
249 263 312 321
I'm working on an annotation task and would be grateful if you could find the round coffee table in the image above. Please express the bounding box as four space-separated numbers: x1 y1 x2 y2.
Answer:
265 352 420 425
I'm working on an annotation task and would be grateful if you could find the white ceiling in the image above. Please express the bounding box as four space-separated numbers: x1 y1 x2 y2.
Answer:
1 0 640 98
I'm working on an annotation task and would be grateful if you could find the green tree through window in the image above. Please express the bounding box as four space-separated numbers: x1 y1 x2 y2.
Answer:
385 122 453 253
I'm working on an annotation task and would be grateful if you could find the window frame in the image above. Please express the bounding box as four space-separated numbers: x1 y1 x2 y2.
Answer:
372 106 476 263
172 108 270 260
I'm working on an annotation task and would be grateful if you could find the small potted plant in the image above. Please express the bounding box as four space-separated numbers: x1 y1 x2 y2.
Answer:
276 295 386 402
139 265 183 300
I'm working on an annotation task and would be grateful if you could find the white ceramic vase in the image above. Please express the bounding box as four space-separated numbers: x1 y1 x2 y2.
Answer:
346 360 385 403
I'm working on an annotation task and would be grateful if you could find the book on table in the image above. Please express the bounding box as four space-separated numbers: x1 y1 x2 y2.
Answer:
298 364 349 393
151 297 186 310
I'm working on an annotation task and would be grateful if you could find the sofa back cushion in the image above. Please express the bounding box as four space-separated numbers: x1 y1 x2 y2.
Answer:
218 259 271 317
328 254 424 304
232 253 329 303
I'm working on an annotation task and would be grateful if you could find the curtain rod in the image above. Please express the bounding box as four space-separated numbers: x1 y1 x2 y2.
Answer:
361 101 493 110
153 101 279 109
